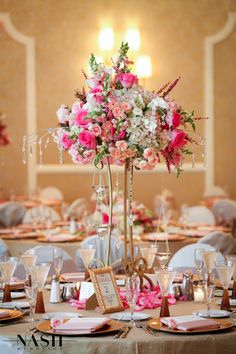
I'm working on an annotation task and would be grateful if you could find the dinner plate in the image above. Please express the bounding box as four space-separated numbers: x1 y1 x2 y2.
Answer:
1 232 41 240
37 319 123 336
148 318 234 334
0 301 30 309
0 309 23 322
43 312 83 320
38 235 81 243
216 299 236 307
180 230 208 238
0 292 26 300
196 310 231 318
143 232 186 242
110 312 151 321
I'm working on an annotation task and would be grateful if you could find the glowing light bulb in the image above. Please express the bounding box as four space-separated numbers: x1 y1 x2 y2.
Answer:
99 28 114 51
125 29 140 51
136 55 152 78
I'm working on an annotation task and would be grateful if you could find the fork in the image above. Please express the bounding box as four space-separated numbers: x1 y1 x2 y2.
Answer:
136 323 159 336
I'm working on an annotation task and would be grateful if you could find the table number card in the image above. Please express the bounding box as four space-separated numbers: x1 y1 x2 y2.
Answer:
79 282 95 301
90 267 124 314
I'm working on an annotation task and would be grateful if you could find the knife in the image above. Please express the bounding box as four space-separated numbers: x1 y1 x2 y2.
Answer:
119 326 132 339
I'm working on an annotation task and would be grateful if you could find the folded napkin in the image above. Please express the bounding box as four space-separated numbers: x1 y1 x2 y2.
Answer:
161 315 221 331
52 317 110 333
0 310 11 319
61 273 85 282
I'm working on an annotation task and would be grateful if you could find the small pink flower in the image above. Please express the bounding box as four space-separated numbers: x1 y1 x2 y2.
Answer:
82 158 90 164
112 106 124 118
143 148 155 159
61 134 75 149
126 149 136 158
78 130 97 150
90 85 103 93
51 317 63 329
115 140 128 151
102 213 109 224
75 109 91 127
171 130 187 148
71 100 83 114
119 73 138 88
110 148 121 159
139 160 148 170
116 130 126 140
91 124 102 136
121 102 131 112
84 150 96 160
171 111 181 128
102 121 112 130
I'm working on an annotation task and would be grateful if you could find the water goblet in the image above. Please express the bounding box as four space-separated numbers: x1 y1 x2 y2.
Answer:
21 252 37 276
24 270 37 322
53 248 63 277
140 245 158 271
215 261 235 311
194 248 204 281
202 249 217 284
125 273 140 327
34 263 51 313
203 273 215 317
226 255 236 299
0 256 18 302
79 246 96 279
155 252 171 269
155 267 176 317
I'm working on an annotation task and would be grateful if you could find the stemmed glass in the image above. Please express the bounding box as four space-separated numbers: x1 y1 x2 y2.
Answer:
53 248 63 278
125 273 140 327
194 248 204 281
0 257 18 302
226 255 236 299
155 267 176 317
215 262 235 311
203 273 215 317
24 269 37 322
202 249 217 283
79 246 96 278
21 252 37 276
34 263 51 313
140 245 158 271
155 251 171 269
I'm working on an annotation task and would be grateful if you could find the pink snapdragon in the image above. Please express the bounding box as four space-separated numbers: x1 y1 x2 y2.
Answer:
171 111 181 128
119 73 138 88
78 130 97 150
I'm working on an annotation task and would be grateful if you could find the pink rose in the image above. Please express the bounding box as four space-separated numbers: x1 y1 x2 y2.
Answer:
172 111 181 128
121 102 131 112
112 106 124 118
102 213 109 224
72 100 83 114
103 121 112 130
75 109 91 127
61 134 75 149
90 85 103 94
116 130 126 140
126 149 136 158
115 140 128 151
110 148 121 159
143 148 155 159
171 130 187 148
119 73 138 88
51 317 63 329
91 124 102 136
84 150 96 160
78 130 97 150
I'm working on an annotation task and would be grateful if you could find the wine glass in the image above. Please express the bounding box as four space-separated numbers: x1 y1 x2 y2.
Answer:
53 248 63 277
125 273 140 327
215 261 235 311
24 270 37 322
79 246 96 279
34 263 51 314
156 252 171 269
140 245 158 270
155 267 176 317
0 256 18 302
203 273 215 317
21 252 37 276
194 248 204 280
226 255 236 299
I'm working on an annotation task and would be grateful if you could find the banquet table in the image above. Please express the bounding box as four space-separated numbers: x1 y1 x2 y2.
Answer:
0 291 235 354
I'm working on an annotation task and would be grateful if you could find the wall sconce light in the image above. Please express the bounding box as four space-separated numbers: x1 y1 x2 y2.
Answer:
136 55 152 78
99 28 114 51
125 29 140 51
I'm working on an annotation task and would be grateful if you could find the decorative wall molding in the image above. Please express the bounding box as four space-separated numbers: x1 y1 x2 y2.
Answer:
204 12 236 191
0 12 36 193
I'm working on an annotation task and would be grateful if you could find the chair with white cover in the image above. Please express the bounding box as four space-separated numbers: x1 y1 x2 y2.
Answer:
212 199 236 227
203 186 228 199
184 206 215 226
0 201 26 227
67 198 89 220
168 243 225 269
16 245 77 277
76 235 126 273
198 232 236 255
23 205 61 224
0 239 9 256
39 186 64 201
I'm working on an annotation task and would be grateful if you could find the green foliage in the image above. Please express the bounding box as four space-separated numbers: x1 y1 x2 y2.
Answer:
89 53 99 73
182 110 196 131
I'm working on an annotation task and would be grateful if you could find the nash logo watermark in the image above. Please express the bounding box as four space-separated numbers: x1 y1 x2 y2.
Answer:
17 333 63 350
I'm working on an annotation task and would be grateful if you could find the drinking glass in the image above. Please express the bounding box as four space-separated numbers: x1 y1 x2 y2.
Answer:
79 246 96 269
156 267 176 317
21 252 37 276
34 263 51 313
125 273 140 327
53 248 63 277
194 248 204 280
156 252 171 269
203 273 215 317
24 271 37 322
0 257 18 302
215 261 235 310
140 245 158 269
226 255 236 299
202 249 217 273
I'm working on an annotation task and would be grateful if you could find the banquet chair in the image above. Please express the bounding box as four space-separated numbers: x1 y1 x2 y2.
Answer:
14 245 77 278
23 205 61 224
183 206 215 226
198 232 236 255
212 199 236 227
0 201 26 227
168 243 225 269
39 186 64 201
76 235 128 273
67 198 89 220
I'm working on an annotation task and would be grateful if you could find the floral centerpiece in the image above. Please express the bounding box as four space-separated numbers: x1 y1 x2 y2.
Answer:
0 112 10 147
56 42 197 176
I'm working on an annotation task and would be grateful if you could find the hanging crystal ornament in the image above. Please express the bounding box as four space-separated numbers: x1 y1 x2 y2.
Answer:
201 136 207 168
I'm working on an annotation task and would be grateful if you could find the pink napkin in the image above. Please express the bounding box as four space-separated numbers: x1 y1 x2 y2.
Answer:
61 273 85 282
0 310 11 319
52 317 110 333
161 315 221 331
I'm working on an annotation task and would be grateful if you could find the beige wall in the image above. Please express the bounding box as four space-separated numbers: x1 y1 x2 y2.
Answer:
0 0 235 210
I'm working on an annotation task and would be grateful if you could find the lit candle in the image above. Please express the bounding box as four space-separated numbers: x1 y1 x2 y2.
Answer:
194 286 205 302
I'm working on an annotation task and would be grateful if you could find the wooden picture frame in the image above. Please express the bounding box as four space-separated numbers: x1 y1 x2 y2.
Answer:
89 267 124 314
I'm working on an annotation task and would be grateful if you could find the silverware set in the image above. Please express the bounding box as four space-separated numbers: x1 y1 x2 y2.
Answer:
114 325 132 339
136 323 159 336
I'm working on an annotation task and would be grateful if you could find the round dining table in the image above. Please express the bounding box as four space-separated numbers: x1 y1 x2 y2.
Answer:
0 290 235 354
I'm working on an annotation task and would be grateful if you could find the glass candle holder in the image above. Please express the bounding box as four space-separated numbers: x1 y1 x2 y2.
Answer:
34 263 50 313
193 284 205 303
156 267 176 317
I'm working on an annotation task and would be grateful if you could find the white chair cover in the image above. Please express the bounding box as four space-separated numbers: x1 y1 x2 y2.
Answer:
39 186 64 201
184 206 215 225
212 199 236 226
68 198 88 220
76 235 126 272
0 202 26 227
169 243 225 268
203 186 228 198
0 239 9 256
23 205 61 224
198 232 236 255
